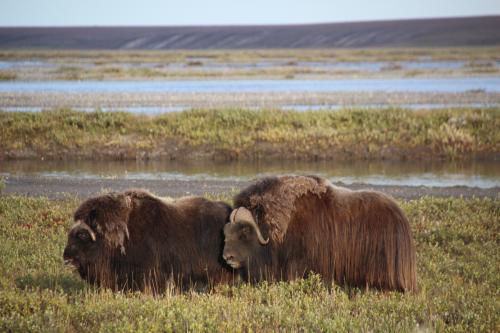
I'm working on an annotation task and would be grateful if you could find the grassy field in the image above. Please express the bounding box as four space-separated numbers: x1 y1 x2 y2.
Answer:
0 194 498 332
1 108 499 161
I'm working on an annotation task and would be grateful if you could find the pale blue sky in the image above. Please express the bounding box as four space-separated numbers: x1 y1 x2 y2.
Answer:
1 0 499 26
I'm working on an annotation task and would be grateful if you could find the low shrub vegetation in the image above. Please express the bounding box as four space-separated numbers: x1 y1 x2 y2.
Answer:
0 195 498 332
1 107 498 160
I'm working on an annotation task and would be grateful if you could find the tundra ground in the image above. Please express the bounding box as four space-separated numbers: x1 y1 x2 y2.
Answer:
0 194 498 332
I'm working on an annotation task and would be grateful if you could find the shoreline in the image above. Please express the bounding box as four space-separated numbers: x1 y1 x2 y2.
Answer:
2 175 499 200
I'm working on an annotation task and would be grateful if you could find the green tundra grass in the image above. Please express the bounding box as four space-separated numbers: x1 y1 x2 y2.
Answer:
1 107 499 161
0 195 498 332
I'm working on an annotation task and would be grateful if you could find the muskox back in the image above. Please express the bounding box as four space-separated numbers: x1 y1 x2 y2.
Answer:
227 176 417 292
121 191 234 288
284 187 417 291
64 189 234 292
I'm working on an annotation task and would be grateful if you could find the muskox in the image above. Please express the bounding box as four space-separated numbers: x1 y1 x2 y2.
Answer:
223 175 417 292
63 189 234 292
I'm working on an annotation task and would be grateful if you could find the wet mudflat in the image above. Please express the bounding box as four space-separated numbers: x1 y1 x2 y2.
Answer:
2 91 499 113
2 175 498 200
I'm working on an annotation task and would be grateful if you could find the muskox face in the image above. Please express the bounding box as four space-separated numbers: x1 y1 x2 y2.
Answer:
63 193 132 279
223 207 269 269
63 221 101 276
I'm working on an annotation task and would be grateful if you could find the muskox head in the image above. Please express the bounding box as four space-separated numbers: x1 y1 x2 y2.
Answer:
63 192 132 281
223 207 269 269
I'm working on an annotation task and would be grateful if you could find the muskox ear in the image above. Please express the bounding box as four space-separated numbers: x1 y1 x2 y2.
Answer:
92 194 132 255
87 209 99 231
102 219 130 255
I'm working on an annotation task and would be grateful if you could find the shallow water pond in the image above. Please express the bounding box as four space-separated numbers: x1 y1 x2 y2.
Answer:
1 77 500 93
2 103 498 114
1 159 499 188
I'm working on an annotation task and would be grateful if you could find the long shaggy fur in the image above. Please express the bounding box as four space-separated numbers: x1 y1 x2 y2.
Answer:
234 175 417 292
65 189 234 292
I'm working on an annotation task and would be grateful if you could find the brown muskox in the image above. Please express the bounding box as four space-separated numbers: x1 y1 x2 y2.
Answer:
223 175 417 292
63 189 234 292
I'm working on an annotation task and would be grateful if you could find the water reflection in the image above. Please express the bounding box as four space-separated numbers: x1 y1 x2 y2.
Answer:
1 78 499 93
2 104 498 114
1 159 499 188
3 60 496 71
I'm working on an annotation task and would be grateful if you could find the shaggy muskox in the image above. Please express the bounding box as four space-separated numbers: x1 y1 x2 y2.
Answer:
223 175 417 292
63 189 234 292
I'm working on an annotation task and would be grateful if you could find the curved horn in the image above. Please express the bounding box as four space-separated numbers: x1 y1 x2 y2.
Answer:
229 207 239 223
231 207 269 245
72 221 96 242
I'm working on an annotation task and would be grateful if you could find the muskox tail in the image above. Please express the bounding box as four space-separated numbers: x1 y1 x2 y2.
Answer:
358 194 418 293
393 208 418 293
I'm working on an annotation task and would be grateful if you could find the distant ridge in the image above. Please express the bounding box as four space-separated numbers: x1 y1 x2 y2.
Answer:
0 16 499 49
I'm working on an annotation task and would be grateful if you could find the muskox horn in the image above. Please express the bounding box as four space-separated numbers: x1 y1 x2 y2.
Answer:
229 208 238 224
231 207 269 245
72 220 96 242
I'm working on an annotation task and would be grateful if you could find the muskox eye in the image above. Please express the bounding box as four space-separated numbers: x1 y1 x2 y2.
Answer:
239 227 250 240
78 232 90 241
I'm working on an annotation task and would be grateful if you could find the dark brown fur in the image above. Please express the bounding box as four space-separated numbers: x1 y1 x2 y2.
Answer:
227 176 417 292
63 189 234 292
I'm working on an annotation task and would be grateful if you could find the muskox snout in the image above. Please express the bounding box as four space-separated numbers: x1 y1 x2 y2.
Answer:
223 250 241 269
63 246 77 264
222 252 234 262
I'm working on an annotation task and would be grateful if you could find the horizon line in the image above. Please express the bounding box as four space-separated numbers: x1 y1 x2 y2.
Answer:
0 14 498 29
